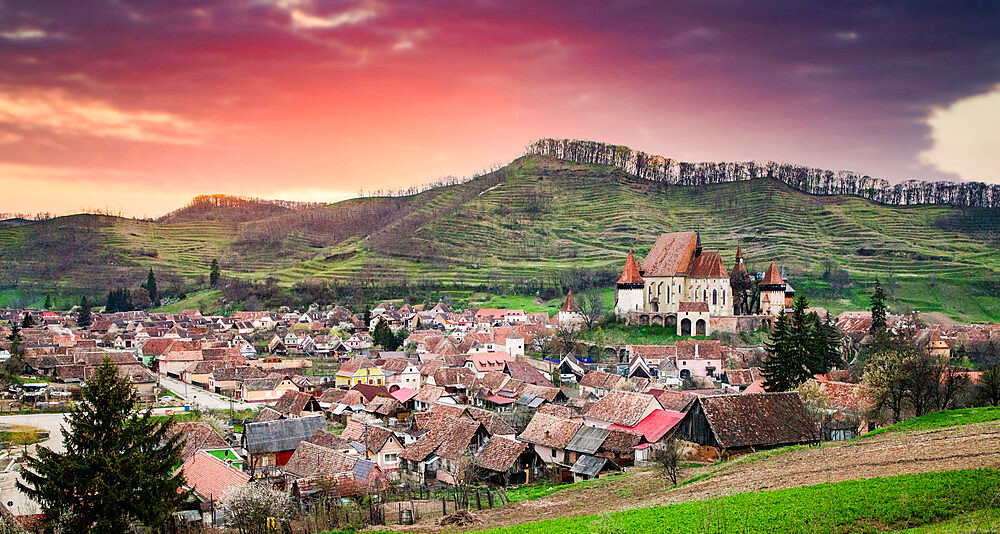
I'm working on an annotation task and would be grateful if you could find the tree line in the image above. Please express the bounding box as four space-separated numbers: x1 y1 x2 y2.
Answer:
526 139 1000 209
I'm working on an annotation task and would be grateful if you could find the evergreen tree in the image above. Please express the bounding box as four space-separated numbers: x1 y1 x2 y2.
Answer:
44 295 52 310
869 279 888 338
21 313 35 328
209 259 221 288
6 322 21 357
762 310 797 392
143 268 158 304
77 297 93 328
372 318 393 350
762 295 841 391
18 359 187 532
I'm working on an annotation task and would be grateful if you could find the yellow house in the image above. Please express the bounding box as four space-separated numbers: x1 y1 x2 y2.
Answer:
927 332 951 359
335 355 385 388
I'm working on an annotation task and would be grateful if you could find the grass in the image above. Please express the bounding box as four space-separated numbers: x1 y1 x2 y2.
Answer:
3 155 999 322
581 323 708 346
862 406 1000 439
505 473 631 503
895 508 1000 533
434 469 1000 534
152 289 223 313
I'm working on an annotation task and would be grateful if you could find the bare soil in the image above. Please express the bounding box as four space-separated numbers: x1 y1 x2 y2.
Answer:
386 420 1000 532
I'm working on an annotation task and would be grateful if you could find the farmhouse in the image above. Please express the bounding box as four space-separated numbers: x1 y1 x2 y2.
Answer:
676 392 819 457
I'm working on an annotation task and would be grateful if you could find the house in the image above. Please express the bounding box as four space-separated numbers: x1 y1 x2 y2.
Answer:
379 358 421 388
927 332 952 359
335 355 384 388
178 451 251 526
242 415 327 476
272 390 324 418
475 435 542 486
504 360 554 387
465 352 514 377
676 392 819 458
578 370 627 399
398 415 488 486
340 419 404 477
608 409 685 461
675 340 724 380
157 340 203 377
582 390 663 428
170 422 232 463
517 412 582 470
240 375 299 402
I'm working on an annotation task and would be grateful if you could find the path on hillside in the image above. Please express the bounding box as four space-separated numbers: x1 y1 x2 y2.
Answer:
395 420 1000 532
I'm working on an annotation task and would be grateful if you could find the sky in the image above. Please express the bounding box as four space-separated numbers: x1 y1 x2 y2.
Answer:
0 1 998 217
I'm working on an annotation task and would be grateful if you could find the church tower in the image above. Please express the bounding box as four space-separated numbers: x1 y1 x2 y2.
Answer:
614 250 645 317
759 261 787 317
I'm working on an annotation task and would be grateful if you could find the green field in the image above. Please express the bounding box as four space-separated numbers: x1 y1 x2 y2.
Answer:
427 469 1000 534
3 155 999 321
863 406 1000 439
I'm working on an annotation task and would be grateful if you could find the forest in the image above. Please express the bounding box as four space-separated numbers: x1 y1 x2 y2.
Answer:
526 138 1000 209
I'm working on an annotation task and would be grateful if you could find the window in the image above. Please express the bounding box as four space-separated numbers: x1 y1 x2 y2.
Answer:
385 454 398 463
713 290 717 305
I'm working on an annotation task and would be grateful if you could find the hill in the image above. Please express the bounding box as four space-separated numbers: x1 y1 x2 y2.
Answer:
1 155 999 320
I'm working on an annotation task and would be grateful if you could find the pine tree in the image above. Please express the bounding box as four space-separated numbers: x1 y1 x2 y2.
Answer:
44 295 52 310
77 297 93 328
6 323 21 357
762 310 797 391
869 279 888 338
762 295 841 391
372 318 392 350
18 359 187 532
143 268 158 304
21 313 34 328
209 259 221 288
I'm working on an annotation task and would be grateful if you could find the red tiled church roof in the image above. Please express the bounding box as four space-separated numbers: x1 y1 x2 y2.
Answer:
617 250 644 285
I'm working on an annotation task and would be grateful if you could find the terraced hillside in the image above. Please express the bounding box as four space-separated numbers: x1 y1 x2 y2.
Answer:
1 155 999 320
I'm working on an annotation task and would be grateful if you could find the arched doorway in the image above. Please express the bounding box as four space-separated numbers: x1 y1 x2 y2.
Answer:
680 318 692 335
666 315 677 328
696 319 707 336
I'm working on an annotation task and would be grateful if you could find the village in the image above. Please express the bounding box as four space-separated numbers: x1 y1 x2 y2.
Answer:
0 231 997 532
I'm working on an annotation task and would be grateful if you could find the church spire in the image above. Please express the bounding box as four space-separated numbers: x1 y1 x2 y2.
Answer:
617 250 644 285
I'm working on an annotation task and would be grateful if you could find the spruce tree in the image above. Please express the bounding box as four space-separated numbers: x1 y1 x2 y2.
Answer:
762 310 797 391
869 279 888 338
77 297 93 328
144 268 158 304
21 313 34 328
372 318 392 350
210 259 221 288
44 295 52 310
6 323 21 357
762 296 841 391
18 359 186 532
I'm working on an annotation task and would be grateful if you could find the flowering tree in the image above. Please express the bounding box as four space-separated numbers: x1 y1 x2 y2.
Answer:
222 483 297 534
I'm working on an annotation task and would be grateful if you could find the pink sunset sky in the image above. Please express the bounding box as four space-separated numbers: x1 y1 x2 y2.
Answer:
1 1 998 217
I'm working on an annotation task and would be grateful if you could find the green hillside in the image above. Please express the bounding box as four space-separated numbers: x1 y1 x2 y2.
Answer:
2 155 999 321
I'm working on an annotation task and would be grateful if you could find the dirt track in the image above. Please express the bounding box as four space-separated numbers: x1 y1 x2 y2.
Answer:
391 420 1000 531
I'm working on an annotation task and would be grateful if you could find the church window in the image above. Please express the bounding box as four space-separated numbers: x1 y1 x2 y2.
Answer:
713 290 718 305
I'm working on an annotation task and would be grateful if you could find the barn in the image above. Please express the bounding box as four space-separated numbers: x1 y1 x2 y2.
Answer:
676 392 818 457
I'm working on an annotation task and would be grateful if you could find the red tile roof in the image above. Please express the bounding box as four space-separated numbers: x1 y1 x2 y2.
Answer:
687 251 729 278
617 250 645 285
180 451 250 500
608 409 684 443
641 232 698 277
762 262 784 286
